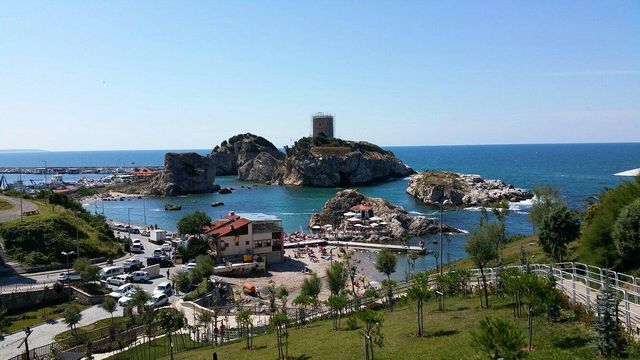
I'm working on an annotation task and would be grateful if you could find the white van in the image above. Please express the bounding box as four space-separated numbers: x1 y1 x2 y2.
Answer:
99 266 124 281
153 281 172 295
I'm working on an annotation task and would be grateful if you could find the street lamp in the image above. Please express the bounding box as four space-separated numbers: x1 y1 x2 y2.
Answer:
61 251 76 301
439 199 452 276
127 207 134 239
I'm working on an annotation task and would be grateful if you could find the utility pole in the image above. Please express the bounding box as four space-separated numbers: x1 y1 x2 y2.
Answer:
18 327 33 360
61 251 76 301
127 208 133 239
143 198 147 227
76 228 80 257
42 161 47 185
20 198 23 222
438 200 452 276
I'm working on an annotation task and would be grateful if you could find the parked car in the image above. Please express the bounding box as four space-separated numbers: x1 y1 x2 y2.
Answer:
181 262 197 272
109 283 135 298
99 266 124 281
146 293 169 308
57 272 81 282
153 281 172 295
140 230 150 237
132 239 142 245
123 258 143 272
152 249 162 257
107 274 130 286
127 271 150 283
146 256 173 268
117 288 141 306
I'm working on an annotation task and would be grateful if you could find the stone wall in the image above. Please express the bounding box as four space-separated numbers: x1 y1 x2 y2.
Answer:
0 286 67 312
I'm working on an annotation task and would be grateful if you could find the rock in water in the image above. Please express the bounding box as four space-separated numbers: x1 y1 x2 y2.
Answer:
209 133 285 177
282 137 415 187
309 189 458 239
406 171 533 207
148 153 219 196
237 152 284 183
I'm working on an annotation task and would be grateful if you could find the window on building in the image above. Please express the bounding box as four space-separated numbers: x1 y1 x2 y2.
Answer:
256 240 263 248
245 240 250 245
235 238 239 246
266 239 272 246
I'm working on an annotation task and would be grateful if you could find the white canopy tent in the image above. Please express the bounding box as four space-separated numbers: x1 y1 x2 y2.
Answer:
311 225 321 229
344 212 358 217
347 217 361 222
354 223 365 228
369 216 383 221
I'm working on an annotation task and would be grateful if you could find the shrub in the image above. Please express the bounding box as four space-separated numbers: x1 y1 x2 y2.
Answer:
473 316 526 360
612 199 640 267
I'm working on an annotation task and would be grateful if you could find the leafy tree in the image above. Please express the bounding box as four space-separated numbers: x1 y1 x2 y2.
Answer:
130 288 151 316
529 185 564 231
172 270 192 294
235 308 253 350
177 211 212 236
546 268 562 323
491 199 510 258
375 250 397 308
63 304 82 336
465 222 499 308
275 284 289 312
292 294 313 326
457 268 473 299
538 205 581 262
73 257 99 283
178 237 211 263
325 261 349 296
406 272 432 337
327 292 349 330
100 296 117 328
519 271 550 351
194 254 214 280
270 312 290 360
157 308 185 360
593 276 628 357
358 309 384 360
300 273 322 303
0 306 10 337
473 316 526 360
612 199 640 267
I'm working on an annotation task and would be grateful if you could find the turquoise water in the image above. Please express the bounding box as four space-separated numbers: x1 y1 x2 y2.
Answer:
3 143 639 279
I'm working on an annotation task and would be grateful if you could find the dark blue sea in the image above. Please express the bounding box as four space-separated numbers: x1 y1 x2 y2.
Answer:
2 143 639 279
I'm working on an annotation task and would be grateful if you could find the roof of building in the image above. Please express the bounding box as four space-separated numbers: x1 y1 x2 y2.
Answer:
350 204 373 211
236 213 281 221
204 217 251 238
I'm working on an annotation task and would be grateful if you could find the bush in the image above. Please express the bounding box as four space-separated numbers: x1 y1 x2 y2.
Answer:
612 199 640 267
473 316 526 360
345 316 359 331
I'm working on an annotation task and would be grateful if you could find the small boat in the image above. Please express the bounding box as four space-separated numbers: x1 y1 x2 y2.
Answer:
211 201 225 207
164 204 182 211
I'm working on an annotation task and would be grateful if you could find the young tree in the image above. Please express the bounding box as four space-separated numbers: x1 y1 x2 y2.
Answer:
178 237 212 264
130 288 151 316
63 304 82 336
612 199 640 266
292 294 313 327
177 211 212 236
270 312 290 360
327 292 349 330
100 296 117 328
538 205 581 262
529 185 564 231
235 308 253 350
375 250 397 308
157 308 185 360
275 284 289 313
519 272 550 351
457 268 473 299
406 272 432 337
473 316 526 360
546 268 562 323
465 222 499 308
358 309 384 360
593 276 628 357
194 254 214 280
491 199 510 258
325 261 349 297
300 273 322 304
172 270 192 294
73 257 99 283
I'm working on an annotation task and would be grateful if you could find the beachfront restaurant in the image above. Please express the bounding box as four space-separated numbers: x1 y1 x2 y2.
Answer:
204 212 284 265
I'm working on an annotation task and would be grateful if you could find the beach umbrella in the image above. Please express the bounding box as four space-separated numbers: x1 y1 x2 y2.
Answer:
379 221 388 225
312 225 321 230
370 222 379 227
344 211 357 217
323 224 333 228
369 216 383 221
354 223 364 228
347 217 361 222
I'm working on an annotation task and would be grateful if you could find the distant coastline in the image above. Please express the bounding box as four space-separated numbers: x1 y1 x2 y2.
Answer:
0 149 49 153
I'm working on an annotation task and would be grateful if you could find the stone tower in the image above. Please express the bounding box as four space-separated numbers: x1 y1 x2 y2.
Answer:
312 113 334 138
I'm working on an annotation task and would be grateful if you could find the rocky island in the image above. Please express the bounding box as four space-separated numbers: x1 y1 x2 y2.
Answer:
210 133 285 182
282 137 414 187
309 189 458 241
147 152 220 196
406 171 533 207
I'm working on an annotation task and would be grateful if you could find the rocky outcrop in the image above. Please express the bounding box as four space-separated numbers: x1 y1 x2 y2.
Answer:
282 137 415 187
406 171 533 207
147 153 219 196
209 133 285 177
237 152 284 183
309 189 458 240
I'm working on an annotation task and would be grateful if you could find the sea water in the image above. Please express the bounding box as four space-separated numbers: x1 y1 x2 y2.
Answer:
2 143 639 280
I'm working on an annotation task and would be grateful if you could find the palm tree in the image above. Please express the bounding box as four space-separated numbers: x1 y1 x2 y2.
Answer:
300 273 322 305
473 316 526 360
100 296 117 329
63 304 82 337
325 261 348 296
406 272 432 336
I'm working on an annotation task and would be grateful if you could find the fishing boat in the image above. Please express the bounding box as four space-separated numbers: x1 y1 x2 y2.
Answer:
211 201 224 207
164 204 182 211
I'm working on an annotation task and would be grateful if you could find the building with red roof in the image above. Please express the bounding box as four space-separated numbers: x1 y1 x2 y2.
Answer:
204 212 284 264
350 204 374 220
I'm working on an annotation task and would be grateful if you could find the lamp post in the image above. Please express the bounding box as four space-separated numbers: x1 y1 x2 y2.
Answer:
127 207 133 239
439 200 452 276
61 251 76 301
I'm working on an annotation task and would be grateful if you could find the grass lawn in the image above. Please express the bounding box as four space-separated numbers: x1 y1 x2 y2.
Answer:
107 334 201 360
0 199 13 211
54 316 127 345
112 295 617 360
6 301 90 334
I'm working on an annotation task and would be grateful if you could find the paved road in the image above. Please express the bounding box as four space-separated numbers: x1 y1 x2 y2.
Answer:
0 195 37 223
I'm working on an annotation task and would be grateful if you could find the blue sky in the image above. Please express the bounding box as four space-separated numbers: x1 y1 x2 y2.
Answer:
1 1 638 151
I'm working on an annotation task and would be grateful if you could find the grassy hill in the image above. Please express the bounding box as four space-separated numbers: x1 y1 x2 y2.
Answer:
0 195 123 266
111 295 615 360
